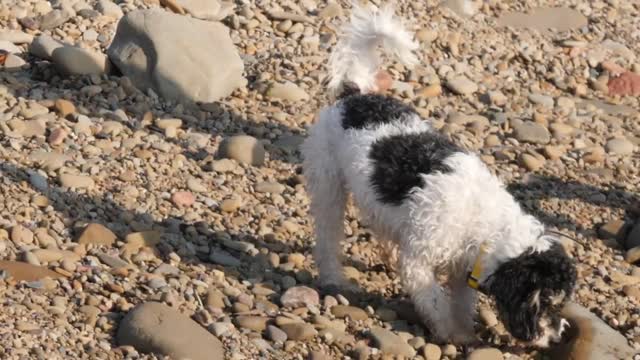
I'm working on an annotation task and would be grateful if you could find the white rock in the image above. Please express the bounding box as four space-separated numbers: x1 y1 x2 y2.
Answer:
96 0 123 19
0 40 22 54
30 35 65 60
52 46 110 75
0 30 33 44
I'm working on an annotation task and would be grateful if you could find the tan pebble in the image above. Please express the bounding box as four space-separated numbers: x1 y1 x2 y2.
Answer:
418 84 442 98
54 99 76 117
47 128 68 145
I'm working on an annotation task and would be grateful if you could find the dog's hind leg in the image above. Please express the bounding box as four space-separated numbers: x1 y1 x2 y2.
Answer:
302 130 349 289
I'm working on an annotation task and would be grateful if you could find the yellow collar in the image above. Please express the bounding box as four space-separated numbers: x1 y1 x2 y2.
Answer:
467 244 487 291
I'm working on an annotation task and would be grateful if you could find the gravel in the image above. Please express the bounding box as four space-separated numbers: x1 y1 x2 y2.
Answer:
0 0 638 359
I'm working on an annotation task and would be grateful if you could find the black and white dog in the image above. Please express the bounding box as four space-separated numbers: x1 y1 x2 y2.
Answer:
302 4 576 347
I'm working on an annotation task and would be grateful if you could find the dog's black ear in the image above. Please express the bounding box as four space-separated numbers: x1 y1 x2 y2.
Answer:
487 242 577 341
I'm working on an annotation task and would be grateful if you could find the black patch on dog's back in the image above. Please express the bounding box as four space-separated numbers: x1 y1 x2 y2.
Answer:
369 131 461 205
487 242 577 341
341 94 417 130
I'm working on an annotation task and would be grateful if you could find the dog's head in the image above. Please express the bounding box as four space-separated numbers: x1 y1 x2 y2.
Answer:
487 241 576 347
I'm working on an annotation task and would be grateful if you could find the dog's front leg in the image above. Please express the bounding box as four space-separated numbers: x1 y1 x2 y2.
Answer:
448 277 478 345
400 258 454 343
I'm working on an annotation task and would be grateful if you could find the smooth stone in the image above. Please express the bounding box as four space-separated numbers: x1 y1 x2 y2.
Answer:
209 250 241 267
598 219 628 243
548 302 636 360
479 307 498 327
280 286 320 308
445 76 478 95
278 323 318 341
266 81 310 102
0 261 62 282
30 35 64 60
59 174 95 188
513 121 551 144
218 135 265 166
528 93 554 108
496 7 588 33
175 0 233 21
39 9 72 30
626 223 640 249
605 138 634 155
519 153 544 171
32 249 80 263
467 348 503 360
76 223 117 246
96 0 123 19
369 327 416 357
107 9 244 103
235 316 269 331
422 343 442 360
171 191 196 207
116 302 224 360
97 252 129 268
0 40 22 54
0 30 33 44
266 325 287 342
52 46 110 76
330 305 368 321
626 246 640 264
255 181 285 194
4 54 25 69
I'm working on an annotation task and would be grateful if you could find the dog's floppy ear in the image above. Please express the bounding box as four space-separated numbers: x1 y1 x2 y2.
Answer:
487 242 576 341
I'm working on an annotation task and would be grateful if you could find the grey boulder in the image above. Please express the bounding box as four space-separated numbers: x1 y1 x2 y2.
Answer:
107 9 244 104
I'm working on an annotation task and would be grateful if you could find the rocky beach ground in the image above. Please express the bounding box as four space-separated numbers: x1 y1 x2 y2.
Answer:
0 0 639 359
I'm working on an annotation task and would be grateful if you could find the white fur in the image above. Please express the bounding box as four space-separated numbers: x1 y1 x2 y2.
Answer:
302 4 558 344
327 3 419 96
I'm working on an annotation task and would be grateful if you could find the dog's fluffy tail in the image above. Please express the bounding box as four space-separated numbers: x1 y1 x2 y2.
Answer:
326 3 419 96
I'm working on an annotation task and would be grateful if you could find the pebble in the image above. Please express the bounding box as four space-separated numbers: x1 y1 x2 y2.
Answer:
280 286 320 308
331 305 368 321
76 224 117 246
59 174 95 189
235 316 269 331
218 136 265 166
117 302 224 359
266 81 310 102
52 46 109 75
96 0 123 19
369 327 416 358
626 247 640 264
605 138 634 155
266 325 288 343
513 121 551 144
278 323 318 341
422 343 442 360
445 76 478 95
29 35 64 60
468 348 503 360
171 191 196 207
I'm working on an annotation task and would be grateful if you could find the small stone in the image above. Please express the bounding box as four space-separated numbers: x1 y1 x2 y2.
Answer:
255 181 285 194
48 128 68 146
598 220 628 242
375 307 398 322
0 261 62 282
220 198 242 213
60 174 95 189
278 323 318 341
605 138 634 155
125 231 161 248
331 305 368 321
117 302 223 359
11 225 34 244
97 252 129 268
171 191 196 207
209 251 241 267
52 46 109 76
626 247 640 264
519 153 545 171
29 34 64 60
266 325 287 342
369 327 416 357
280 286 320 308
468 348 503 360
623 285 640 299
218 136 265 166
418 84 443 98
608 72 640 96
528 93 554 108
54 99 76 117
479 307 498 327
235 316 269 331
318 1 342 19
445 76 478 95
96 0 123 19
422 343 442 360
77 224 117 246
513 121 551 144
39 10 71 30
266 81 310 102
